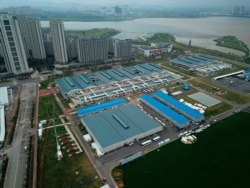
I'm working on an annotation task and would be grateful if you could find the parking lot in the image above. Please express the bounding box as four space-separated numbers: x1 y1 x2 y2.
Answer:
216 76 250 94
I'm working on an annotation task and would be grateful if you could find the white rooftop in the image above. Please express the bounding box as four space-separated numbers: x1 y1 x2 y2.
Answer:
0 106 5 142
0 87 9 106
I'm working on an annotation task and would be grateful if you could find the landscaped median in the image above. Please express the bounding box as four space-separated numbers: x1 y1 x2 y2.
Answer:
112 167 124 188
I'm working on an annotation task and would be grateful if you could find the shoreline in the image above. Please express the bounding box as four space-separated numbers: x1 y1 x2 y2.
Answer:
41 17 250 55
175 36 246 57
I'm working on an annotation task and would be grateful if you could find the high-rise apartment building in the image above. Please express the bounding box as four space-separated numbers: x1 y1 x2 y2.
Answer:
113 40 132 58
49 19 68 64
66 35 78 61
17 16 46 60
76 37 108 63
0 13 29 74
233 5 248 16
43 33 54 57
107 38 114 53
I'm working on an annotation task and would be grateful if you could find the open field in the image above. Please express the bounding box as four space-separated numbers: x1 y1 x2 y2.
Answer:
42 27 120 38
66 28 120 38
189 79 250 104
140 33 247 63
214 36 249 55
176 92 233 117
38 126 102 188
39 79 55 90
204 102 232 117
38 95 102 188
38 95 62 121
120 111 250 188
164 82 233 117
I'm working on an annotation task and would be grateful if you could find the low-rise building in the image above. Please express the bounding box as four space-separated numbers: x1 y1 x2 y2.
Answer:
135 43 172 57
170 54 232 77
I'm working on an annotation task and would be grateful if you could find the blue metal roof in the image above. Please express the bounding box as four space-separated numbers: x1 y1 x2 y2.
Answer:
82 104 162 150
141 94 189 128
154 91 204 121
77 98 126 117
56 62 166 93
171 54 216 69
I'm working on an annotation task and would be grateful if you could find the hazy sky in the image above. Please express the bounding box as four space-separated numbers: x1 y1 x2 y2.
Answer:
0 0 249 9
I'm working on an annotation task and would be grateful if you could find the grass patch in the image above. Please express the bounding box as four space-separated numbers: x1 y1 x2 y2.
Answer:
244 57 250 64
214 36 249 54
39 79 55 90
169 89 233 117
205 102 233 117
39 126 102 188
78 124 88 135
148 33 174 43
37 97 102 188
39 95 62 121
57 93 70 110
121 112 250 188
189 79 250 104
66 28 120 38
42 28 120 38
139 33 246 63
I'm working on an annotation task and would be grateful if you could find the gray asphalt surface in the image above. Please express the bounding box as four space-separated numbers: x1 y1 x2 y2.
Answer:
4 83 37 188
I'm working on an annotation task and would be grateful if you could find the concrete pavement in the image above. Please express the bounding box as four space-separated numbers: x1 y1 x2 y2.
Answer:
4 84 37 188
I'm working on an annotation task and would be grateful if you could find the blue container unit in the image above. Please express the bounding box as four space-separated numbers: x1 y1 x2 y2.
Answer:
141 94 189 129
77 98 126 117
183 83 190 91
154 90 204 122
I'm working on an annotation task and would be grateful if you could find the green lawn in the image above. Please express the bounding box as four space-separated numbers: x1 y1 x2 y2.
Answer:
204 102 232 117
38 126 102 188
189 79 250 105
39 79 55 90
120 112 250 188
38 95 102 188
214 36 249 53
42 27 120 38
39 95 62 121
66 28 120 38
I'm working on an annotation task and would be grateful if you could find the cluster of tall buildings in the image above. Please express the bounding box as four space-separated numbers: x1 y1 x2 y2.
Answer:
100 6 129 17
1 6 42 17
232 5 249 16
0 13 30 74
49 19 68 64
0 13 133 75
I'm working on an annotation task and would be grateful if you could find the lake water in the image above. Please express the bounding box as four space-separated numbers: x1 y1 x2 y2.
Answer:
41 17 250 56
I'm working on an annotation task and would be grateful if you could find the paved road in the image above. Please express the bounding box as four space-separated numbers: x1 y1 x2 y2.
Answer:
53 93 119 187
24 62 248 188
4 84 37 188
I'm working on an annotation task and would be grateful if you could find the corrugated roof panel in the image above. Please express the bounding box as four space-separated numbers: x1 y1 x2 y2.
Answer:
79 75 90 84
77 98 126 117
141 94 189 128
56 63 168 94
148 63 163 69
100 71 112 80
82 104 162 149
154 90 204 121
